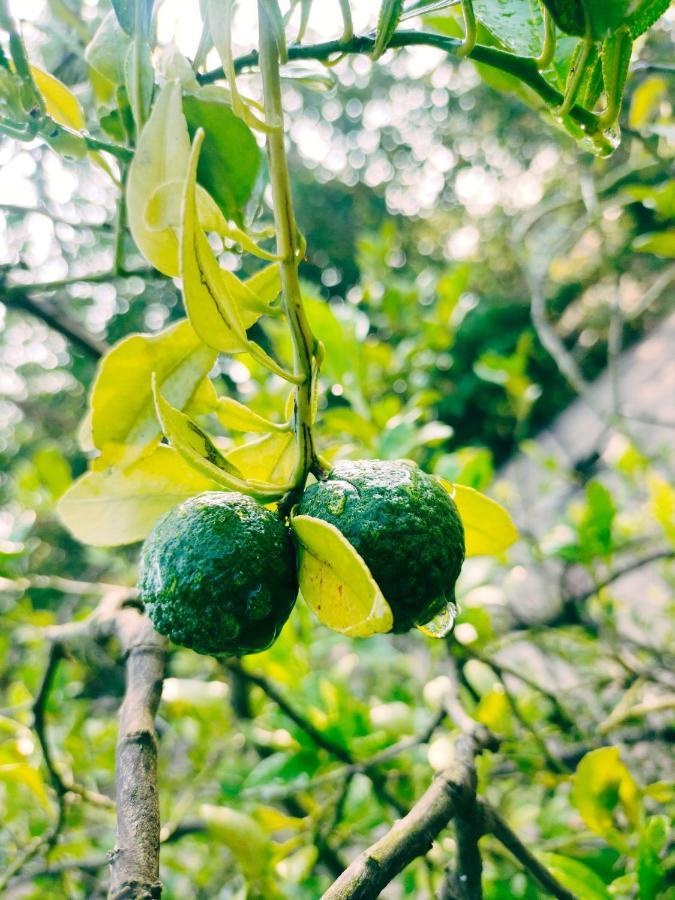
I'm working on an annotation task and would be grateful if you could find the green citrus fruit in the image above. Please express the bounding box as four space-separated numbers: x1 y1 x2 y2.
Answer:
138 492 297 656
297 459 464 633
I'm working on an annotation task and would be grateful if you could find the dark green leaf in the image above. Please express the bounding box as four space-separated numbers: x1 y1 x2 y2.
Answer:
183 94 262 225
473 0 544 56
541 0 631 40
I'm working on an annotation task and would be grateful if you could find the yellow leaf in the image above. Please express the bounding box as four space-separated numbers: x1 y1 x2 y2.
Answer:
571 747 642 851
180 130 297 383
0 763 51 811
648 475 675 544
476 688 511 734
31 66 85 130
226 432 297 485
90 319 216 468
127 79 190 276
440 480 518 557
216 396 288 434
291 514 393 637
57 446 217 547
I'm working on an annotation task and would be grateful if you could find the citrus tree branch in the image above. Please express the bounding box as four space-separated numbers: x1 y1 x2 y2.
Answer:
322 726 497 899
201 30 602 136
45 590 167 900
2 288 108 358
258 3 320 497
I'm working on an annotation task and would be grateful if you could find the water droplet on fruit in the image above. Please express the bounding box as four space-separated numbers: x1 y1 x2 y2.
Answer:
417 600 457 639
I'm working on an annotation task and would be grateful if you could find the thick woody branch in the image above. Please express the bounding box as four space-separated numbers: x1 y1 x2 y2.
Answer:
106 605 166 900
322 728 496 900
46 589 167 899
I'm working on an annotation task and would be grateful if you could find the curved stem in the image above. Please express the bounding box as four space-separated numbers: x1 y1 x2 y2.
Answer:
258 1 319 498
535 7 556 70
458 0 477 58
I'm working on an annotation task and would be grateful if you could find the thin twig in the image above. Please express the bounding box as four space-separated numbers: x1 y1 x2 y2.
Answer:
225 661 407 815
481 804 575 900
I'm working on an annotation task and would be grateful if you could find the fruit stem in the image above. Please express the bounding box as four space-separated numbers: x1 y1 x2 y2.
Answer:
257 1 320 501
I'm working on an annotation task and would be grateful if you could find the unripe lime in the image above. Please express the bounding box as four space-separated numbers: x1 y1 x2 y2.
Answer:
139 492 297 656
298 459 464 633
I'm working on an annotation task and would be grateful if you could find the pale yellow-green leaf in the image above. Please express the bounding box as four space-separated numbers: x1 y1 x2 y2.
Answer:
90 318 216 468
127 79 190 276
180 132 295 380
440 480 518 557
57 446 217 547
145 178 279 261
31 66 85 130
245 263 282 307
152 379 288 501
216 396 288 434
199 804 271 877
185 375 219 417
291 514 393 637
571 747 642 851
153 378 242 482
0 763 51 811
226 432 297 485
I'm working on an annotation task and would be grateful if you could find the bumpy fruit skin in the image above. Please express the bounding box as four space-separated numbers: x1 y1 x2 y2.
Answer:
138 492 297 656
298 459 464 633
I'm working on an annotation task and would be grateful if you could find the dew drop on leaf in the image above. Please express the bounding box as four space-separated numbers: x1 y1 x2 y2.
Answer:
417 600 457 639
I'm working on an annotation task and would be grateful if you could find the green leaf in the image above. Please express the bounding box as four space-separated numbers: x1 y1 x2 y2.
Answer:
571 747 642 851
439 480 518 556
216 396 288 434
633 230 675 258
578 480 616 557
112 0 154 37
538 853 610 900
90 318 216 468
473 0 545 56
126 79 190 276
57 446 217 546
124 35 154 133
625 0 670 38
180 131 296 381
291 514 393 637
183 93 261 224
84 11 131 86
638 815 669 898
373 0 404 60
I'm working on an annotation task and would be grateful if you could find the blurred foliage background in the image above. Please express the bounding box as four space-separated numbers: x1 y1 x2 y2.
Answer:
0 1 674 897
